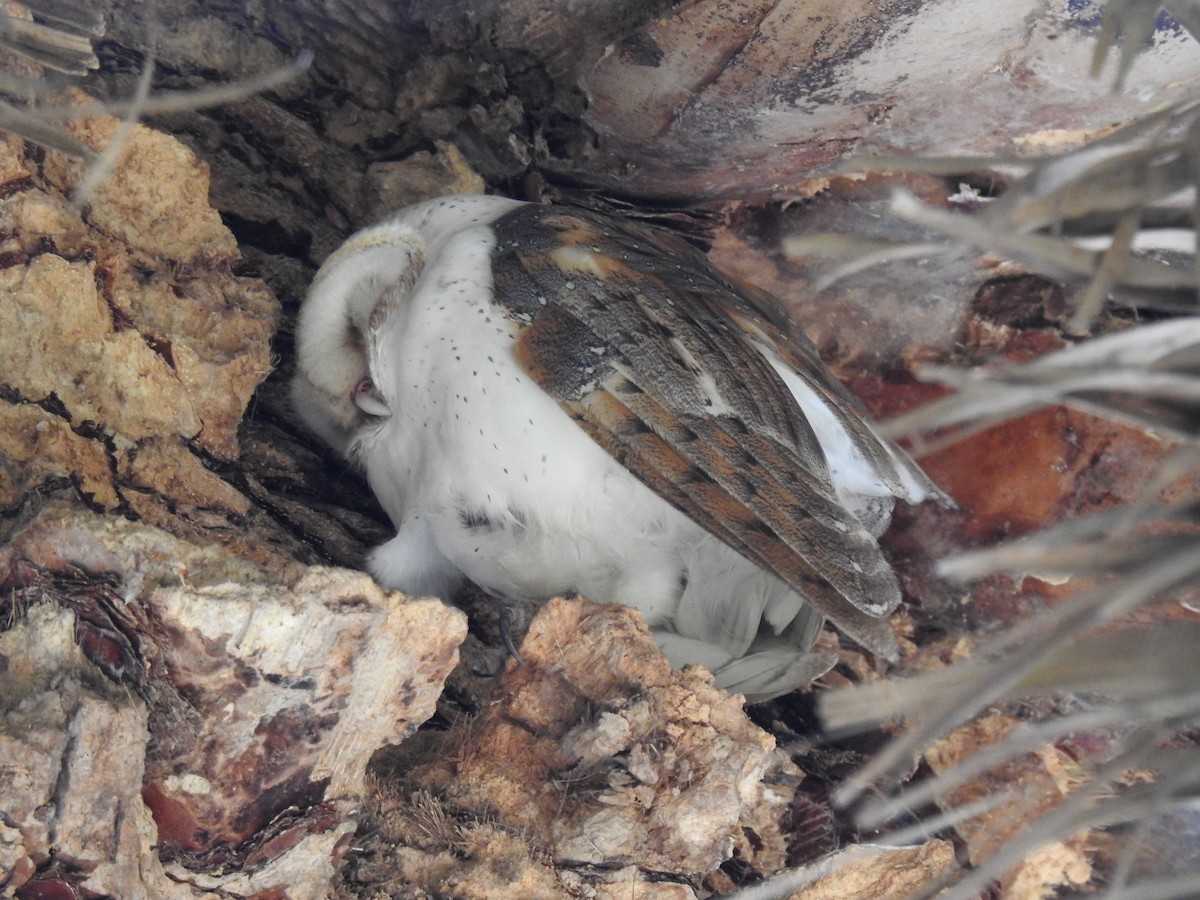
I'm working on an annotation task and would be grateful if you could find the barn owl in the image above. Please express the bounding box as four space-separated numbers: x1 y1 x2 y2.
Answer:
292 194 943 701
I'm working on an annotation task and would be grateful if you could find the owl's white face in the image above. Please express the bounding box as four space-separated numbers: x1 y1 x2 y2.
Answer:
290 194 943 701
289 328 370 457
292 195 524 457
291 225 425 456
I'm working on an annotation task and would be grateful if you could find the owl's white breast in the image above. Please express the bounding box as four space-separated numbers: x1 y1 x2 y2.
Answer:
354 198 699 622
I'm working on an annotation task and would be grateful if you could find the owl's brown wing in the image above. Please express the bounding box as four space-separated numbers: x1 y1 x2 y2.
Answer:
487 204 925 656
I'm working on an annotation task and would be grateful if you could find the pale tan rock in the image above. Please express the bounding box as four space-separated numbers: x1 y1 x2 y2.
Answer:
50 695 170 896
0 253 201 442
0 131 34 185
0 604 185 898
0 110 278 543
0 403 118 507
479 599 778 873
143 569 463 839
117 271 277 458
1005 840 1092 900
0 820 35 892
169 824 357 900
363 141 485 222
3 188 92 253
1 500 274 588
121 435 251 517
45 104 240 266
748 842 958 900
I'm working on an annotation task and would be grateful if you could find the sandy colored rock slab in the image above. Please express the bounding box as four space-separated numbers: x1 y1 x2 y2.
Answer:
576 0 1200 199
0 252 200 442
144 570 464 853
0 504 467 898
0 401 118 508
0 101 277 544
120 435 252 518
363 141 485 222
0 604 185 898
1 500 280 589
45 99 240 266
479 598 782 873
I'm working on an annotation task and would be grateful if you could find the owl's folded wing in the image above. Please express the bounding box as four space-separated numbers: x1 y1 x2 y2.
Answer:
487 204 935 657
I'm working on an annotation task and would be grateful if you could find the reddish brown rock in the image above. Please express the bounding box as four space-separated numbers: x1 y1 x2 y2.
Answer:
350 598 807 895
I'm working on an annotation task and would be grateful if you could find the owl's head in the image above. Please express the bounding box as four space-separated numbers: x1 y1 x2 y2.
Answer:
291 223 426 457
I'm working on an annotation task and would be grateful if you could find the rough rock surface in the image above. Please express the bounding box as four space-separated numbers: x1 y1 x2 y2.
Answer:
0 504 466 898
0 109 278 549
925 715 1094 898
344 598 806 896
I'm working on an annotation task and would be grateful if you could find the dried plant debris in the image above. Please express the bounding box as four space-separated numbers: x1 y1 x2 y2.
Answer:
790 94 1200 335
823 591 1200 896
806 25 1200 881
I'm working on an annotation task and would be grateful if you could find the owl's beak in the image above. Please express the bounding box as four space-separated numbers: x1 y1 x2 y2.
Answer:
352 378 391 417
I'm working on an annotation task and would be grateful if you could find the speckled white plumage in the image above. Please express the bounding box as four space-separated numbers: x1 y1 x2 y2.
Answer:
292 194 942 700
